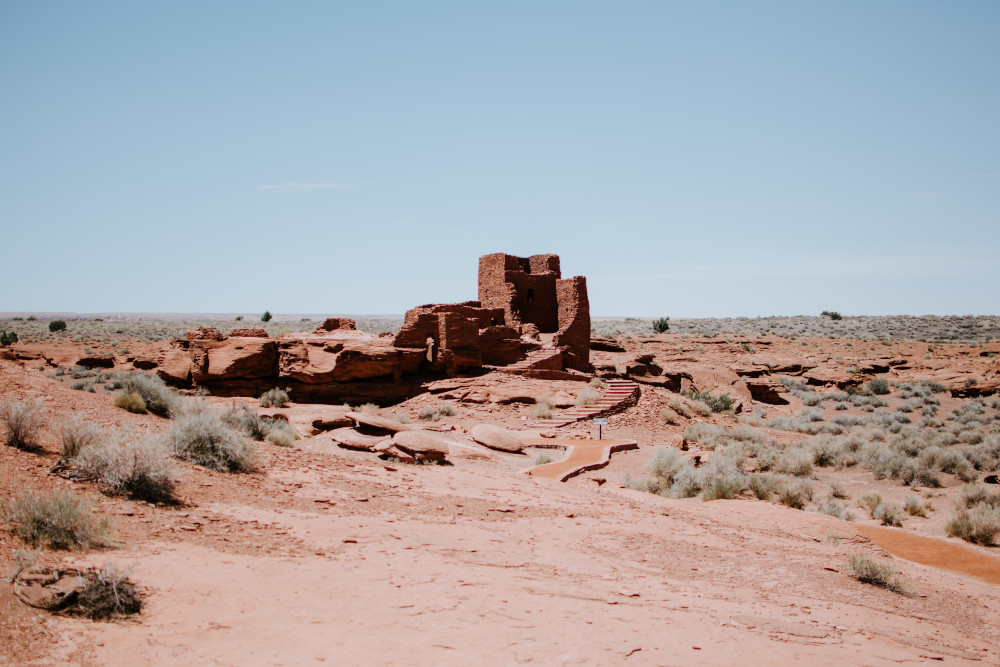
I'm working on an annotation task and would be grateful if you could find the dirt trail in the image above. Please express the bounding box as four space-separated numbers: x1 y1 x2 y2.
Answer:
856 525 1000 585
524 438 637 481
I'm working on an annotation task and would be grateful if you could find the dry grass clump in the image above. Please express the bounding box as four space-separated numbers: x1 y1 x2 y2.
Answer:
114 391 147 414
903 495 930 517
819 500 855 520
945 484 1000 545
659 407 680 425
575 388 601 407
259 388 290 408
164 404 259 472
2 490 108 550
266 421 299 447
873 502 904 527
0 399 46 450
71 432 176 503
112 372 179 418
846 555 910 594
531 395 555 419
667 396 692 418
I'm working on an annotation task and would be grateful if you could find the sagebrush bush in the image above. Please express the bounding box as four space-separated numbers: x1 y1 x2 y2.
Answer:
684 390 734 413
659 407 680 424
114 372 178 418
777 477 813 509
874 502 904 527
868 379 891 396
164 405 259 472
0 399 46 450
903 495 928 517
437 402 456 417
72 433 176 503
531 395 554 419
946 505 1000 546
534 454 554 465
59 415 104 458
222 402 272 440
667 396 691 418
846 555 910 594
266 421 299 447
2 490 108 550
858 493 883 517
259 388 290 408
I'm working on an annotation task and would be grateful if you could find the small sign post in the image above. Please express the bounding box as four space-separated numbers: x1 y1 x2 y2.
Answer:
593 417 608 440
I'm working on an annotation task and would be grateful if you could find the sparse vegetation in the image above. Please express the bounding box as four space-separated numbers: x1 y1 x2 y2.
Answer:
114 391 147 414
682 390 734 414
534 454 554 465
71 432 176 503
652 317 670 333
58 415 104 459
259 388 290 408
0 399 46 450
846 555 910 594
575 388 600 407
62 563 143 620
48 320 67 332
2 490 108 550
164 404 259 473
531 395 555 419
113 372 179 418
0 330 18 346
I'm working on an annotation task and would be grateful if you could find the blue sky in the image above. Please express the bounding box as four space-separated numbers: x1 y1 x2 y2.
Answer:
1 1 997 317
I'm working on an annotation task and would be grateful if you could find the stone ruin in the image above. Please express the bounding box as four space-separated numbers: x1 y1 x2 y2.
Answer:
156 253 591 404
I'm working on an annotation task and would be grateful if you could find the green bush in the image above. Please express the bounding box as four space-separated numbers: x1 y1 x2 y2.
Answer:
261 310 273 322
259 388 290 408
0 399 46 450
683 390 734 413
868 379 891 396
48 320 67 332
2 490 108 550
821 311 843 320
0 330 18 346
846 555 910 594
653 317 670 333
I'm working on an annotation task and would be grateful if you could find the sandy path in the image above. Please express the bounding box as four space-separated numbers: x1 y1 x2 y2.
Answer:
855 525 1000 585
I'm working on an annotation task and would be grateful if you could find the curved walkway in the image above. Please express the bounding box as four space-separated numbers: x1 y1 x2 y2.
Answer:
522 437 638 482
533 379 640 428
855 524 1000 585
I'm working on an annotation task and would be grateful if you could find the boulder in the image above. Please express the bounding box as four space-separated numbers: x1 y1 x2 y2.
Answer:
470 424 524 453
388 430 449 462
328 427 388 451
311 412 354 431
75 355 115 369
315 318 356 331
346 411 414 434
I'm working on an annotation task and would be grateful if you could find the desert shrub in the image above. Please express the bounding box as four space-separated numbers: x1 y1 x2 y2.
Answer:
682 422 723 448
417 406 439 421
531 395 554 419
114 372 178 418
437 402 456 417
748 473 779 500
684 390 734 413
959 484 1000 509
575 388 601 407
777 477 813 509
534 454 554 465
48 320 67 332
259 388 290 408
72 434 176 503
820 501 852 520
667 396 691 418
643 447 690 494
0 399 46 450
858 493 883 517
0 330 18 346
846 555 910 594
2 490 107 550
114 391 147 414
265 420 299 447
63 563 143 620
261 310 273 322
828 479 849 499
821 311 843 320
945 505 1000 546
653 317 670 333
868 379 891 396
772 448 814 477
59 415 104 459
222 402 272 440
903 495 928 517
874 502 904 527
659 407 680 425
71 379 97 392
701 470 747 501
669 466 702 498
164 406 259 473
589 377 607 390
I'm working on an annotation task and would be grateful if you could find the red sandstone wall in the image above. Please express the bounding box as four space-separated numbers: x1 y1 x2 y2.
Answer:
553 276 591 372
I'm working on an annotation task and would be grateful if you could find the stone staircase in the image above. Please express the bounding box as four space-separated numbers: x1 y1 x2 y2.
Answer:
497 345 562 374
532 379 640 428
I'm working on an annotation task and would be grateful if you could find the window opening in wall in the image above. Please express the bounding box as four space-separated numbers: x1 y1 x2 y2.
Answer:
527 289 535 304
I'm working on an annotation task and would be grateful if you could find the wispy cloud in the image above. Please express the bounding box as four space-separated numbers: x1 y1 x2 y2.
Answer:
260 182 355 191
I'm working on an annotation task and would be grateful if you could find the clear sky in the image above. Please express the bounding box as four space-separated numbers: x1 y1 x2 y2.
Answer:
1 1 997 317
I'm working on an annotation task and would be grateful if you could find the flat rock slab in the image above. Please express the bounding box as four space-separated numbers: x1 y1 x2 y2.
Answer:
470 424 524 453
328 428 387 451
346 412 415 434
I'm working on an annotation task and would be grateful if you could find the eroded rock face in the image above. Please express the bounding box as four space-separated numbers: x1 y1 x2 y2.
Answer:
387 430 449 462
346 411 414 434
279 340 423 384
186 328 226 341
190 338 278 382
315 318 356 331
230 329 269 338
